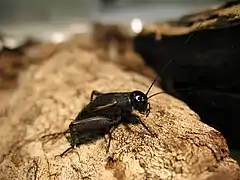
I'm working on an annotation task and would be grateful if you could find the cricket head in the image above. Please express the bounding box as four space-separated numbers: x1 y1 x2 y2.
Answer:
130 76 165 116
130 90 148 114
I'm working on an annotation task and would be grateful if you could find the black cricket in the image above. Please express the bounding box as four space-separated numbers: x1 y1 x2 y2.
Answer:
60 76 163 156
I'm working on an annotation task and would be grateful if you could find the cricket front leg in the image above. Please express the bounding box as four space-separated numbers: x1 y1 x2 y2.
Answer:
136 116 157 137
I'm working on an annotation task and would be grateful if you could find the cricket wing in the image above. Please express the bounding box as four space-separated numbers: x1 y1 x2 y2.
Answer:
79 94 120 118
70 116 118 133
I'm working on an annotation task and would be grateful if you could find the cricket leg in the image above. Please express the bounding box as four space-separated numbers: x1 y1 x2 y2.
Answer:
90 90 104 101
59 146 75 157
146 102 151 117
106 117 122 153
136 116 157 137
59 116 114 157
66 116 120 155
57 130 78 157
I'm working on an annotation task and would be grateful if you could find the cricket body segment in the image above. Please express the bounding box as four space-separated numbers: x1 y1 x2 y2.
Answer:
130 90 148 114
69 91 150 147
61 77 160 156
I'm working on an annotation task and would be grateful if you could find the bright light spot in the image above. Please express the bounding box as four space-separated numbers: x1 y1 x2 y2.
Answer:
50 32 66 43
0 41 3 51
3 37 19 49
131 18 143 34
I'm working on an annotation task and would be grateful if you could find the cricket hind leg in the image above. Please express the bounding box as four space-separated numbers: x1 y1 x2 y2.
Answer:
62 116 121 156
105 117 122 153
90 90 104 101
59 146 75 157
58 130 86 157
58 130 83 157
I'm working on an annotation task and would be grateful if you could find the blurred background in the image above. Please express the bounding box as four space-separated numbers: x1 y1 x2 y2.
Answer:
0 0 226 41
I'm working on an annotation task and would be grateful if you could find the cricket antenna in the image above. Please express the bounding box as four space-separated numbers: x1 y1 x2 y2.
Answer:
145 59 173 96
145 75 159 96
145 20 203 98
183 20 203 45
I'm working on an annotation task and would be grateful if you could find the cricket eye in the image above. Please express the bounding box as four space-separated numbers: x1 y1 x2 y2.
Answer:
130 90 148 113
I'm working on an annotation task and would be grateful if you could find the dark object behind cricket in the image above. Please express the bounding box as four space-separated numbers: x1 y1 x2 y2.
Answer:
133 1 240 150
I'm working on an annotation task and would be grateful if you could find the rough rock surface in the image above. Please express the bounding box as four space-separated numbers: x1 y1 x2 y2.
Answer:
0 46 239 180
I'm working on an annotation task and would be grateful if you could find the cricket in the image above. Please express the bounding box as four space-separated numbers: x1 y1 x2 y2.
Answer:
60 76 163 156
